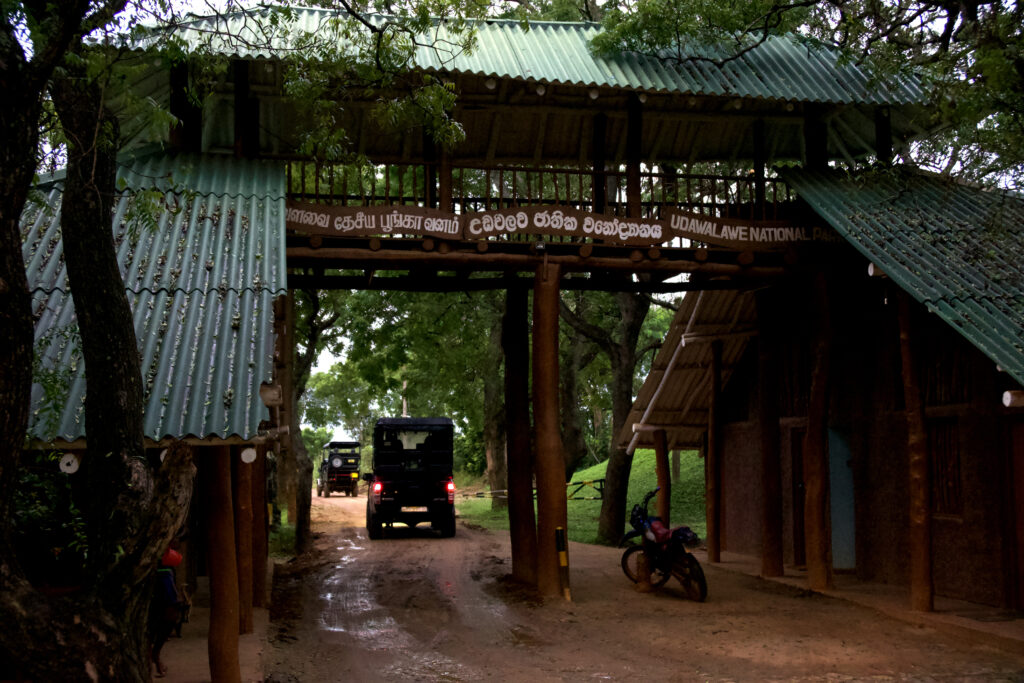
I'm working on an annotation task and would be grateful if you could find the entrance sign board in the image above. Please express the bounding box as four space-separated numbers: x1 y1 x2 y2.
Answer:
286 202 460 239
665 209 842 250
286 201 838 251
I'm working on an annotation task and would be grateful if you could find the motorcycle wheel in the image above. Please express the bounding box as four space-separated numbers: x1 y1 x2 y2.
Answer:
673 554 708 602
620 545 671 587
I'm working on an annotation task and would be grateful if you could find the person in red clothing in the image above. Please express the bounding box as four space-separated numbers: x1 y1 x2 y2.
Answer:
149 544 183 678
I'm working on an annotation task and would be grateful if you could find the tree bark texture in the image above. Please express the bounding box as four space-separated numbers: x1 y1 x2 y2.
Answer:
803 273 834 591
898 291 933 611
533 263 567 597
504 285 537 587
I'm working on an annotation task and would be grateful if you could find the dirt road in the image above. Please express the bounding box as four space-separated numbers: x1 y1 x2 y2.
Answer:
262 495 1024 682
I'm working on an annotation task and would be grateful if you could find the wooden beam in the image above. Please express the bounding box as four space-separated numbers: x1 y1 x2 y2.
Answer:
1003 390 1024 408
533 262 567 598
505 285 537 587
753 119 766 221
208 446 241 683
898 290 933 611
287 246 788 277
706 339 723 563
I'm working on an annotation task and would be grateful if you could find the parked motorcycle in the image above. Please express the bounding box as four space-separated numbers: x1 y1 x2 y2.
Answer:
620 487 708 601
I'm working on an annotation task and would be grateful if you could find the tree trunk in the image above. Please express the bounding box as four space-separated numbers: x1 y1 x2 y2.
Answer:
483 318 508 510
560 307 598 480
595 292 651 545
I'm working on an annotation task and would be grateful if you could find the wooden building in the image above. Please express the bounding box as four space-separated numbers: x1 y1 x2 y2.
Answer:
622 169 1024 610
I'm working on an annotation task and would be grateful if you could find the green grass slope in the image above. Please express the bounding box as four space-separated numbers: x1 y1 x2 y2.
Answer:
456 449 706 545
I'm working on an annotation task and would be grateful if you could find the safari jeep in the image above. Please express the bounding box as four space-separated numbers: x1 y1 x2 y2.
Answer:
317 441 361 497
364 417 456 539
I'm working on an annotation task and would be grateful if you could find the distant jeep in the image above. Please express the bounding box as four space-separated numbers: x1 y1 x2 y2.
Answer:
364 417 456 539
317 441 361 497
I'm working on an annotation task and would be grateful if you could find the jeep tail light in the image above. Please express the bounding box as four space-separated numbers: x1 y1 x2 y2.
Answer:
446 478 456 504
372 480 382 504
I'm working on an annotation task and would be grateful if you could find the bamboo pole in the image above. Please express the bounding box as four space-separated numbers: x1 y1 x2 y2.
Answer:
533 262 568 597
504 285 538 587
898 291 933 611
208 446 241 683
233 447 254 634
706 339 723 563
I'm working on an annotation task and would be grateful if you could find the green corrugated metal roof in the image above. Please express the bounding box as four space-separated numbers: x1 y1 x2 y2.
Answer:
22 152 287 444
162 7 923 106
783 167 1024 387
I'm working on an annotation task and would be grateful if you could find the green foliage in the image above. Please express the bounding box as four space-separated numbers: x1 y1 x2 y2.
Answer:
456 449 706 544
593 0 1024 188
11 451 89 588
301 426 334 462
453 430 486 476
30 324 82 442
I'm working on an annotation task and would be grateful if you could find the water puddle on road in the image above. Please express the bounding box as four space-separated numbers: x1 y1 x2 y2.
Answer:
314 529 484 681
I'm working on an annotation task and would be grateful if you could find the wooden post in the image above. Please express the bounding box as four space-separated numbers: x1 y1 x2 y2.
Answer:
653 429 671 526
233 447 254 634
438 146 453 214
533 262 567 597
757 291 784 577
626 95 643 218
803 272 833 590
504 284 538 587
753 119 766 220
706 339 723 563
898 291 933 611
251 443 268 608
591 113 607 214
282 292 297 527
208 446 241 683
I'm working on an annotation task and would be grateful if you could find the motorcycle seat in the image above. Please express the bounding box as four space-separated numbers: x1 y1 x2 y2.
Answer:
647 519 673 544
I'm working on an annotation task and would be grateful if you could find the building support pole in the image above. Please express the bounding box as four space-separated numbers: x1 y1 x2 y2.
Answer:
233 447 254 634
653 429 671 526
591 113 608 214
803 272 834 590
208 447 241 683
757 291 784 577
251 443 269 608
626 95 643 218
898 291 933 611
504 284 538 587
533 262 568 597
706 339 723 563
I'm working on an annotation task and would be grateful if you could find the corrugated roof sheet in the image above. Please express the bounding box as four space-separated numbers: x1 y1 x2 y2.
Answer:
617 290 757 450
783 167 1024 387
164 7 923 105
22 152 287 444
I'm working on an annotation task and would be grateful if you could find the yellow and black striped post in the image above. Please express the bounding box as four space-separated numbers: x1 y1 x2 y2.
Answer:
555 526 571 601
